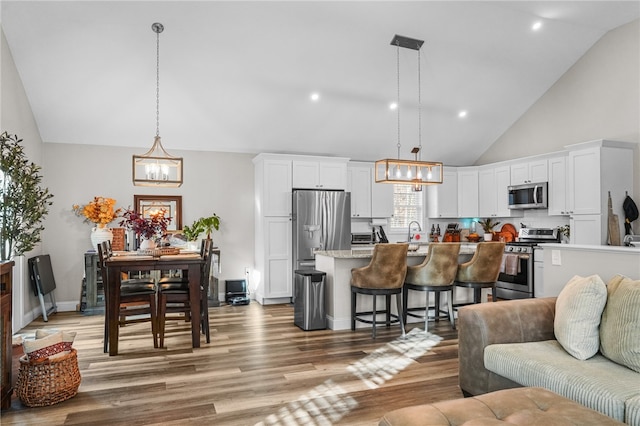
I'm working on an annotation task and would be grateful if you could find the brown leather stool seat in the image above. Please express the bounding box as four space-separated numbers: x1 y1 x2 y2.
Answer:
351 243 408 338
403 243 460 332
455 242 505 304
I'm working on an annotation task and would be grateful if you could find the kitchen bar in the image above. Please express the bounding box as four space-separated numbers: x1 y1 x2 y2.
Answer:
315 245 476 330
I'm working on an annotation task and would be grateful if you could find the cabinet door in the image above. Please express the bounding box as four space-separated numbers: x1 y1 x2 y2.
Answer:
371 180 394 218
570 214 602 245
427 169 458 218
494 166 518 217
510 163 529 185
511 160 548 184
548 156 568 216
263 160 292 216
478 168 497 217
319 162 347 190
458 169 478 218
292 161 319 189
347 166 372 218
567 148 600 215
529 159 548 183
264 217 292 298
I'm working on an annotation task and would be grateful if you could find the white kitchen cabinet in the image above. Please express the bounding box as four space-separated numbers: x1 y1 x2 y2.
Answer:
261 217 292 299
569 214 602 245
347 164 372 218
256 157 292 217
293 159 348 190
548 155 568 216
565 140 634 245
478 165 523 218
457 168 479 218
510 159 548 185
427 168 458 218
371 179 394 218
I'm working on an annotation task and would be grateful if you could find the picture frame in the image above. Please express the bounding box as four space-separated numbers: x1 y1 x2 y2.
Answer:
133 195 182 231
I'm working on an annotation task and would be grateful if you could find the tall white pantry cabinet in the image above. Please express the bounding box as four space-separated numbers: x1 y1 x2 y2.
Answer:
253 153 349 304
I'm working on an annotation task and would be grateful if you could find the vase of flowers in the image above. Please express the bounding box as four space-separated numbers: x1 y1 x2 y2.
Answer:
119 209 171 250
73 197 122 251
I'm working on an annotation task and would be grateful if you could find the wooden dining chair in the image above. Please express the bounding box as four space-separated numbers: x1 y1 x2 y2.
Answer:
157 239 213 348
97 241 159 352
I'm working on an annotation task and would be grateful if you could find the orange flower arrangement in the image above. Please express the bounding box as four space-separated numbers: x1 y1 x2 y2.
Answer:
73 197 122 228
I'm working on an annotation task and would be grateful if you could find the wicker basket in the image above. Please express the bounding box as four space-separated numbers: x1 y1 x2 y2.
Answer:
137 247 180 256
16 348 81 407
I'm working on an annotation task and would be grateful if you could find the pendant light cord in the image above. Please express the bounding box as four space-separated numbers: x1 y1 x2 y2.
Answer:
417 46 422 161
156 28 160 138
396 41 401 160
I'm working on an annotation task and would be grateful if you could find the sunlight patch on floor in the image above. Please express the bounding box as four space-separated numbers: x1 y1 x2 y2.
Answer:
255 328 441 425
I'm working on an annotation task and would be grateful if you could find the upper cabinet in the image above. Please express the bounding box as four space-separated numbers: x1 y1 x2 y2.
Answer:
347 162 394 219
293 159 348 190
478 165 523 218
427 167 458 218
548 155 568 216
510 159 548 185
254 155 293 217
347 164 372 218
457 168 479 218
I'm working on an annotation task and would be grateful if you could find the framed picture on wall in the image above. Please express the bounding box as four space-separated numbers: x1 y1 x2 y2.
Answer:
134 195 182 231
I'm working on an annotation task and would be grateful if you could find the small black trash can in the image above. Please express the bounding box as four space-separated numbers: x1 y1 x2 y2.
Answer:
293 269 327 331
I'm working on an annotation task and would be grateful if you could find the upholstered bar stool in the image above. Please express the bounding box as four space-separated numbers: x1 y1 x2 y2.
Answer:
351 243 408 338
403 242 461 332
455 241 505 305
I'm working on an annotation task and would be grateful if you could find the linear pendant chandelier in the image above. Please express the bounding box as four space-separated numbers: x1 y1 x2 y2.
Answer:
375 35 443 190
132 22 183 187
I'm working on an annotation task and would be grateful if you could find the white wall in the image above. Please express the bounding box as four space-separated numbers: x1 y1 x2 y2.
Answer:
40 142 255 308
476 19 640 204
1 29 46 328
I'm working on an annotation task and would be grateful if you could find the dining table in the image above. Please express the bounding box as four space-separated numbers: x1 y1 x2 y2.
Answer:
103 252 205 356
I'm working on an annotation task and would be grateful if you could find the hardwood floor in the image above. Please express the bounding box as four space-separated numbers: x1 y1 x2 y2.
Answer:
1 303 462 425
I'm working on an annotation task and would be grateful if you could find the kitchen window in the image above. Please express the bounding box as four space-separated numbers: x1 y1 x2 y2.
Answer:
390 184 423 229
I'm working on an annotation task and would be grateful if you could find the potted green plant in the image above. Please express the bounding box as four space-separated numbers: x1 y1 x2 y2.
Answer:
478 218 501 242
0 132 54 261
198 213 221 240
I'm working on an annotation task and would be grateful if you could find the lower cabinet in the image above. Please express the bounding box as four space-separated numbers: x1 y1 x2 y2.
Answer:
261 217 292 300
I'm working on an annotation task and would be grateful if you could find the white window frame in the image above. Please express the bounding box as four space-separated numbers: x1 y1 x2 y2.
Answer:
390 184 424 230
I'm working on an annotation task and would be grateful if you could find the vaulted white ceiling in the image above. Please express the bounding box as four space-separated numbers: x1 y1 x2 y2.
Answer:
2 1 638 165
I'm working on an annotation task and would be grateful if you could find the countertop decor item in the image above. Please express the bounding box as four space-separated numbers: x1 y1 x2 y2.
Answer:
119 209 171 245
478 218 501 241
132 22 183 187
374 35 443 188
73 196 122 251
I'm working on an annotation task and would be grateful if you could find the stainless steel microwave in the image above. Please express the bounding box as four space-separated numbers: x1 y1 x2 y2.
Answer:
508 182 548 209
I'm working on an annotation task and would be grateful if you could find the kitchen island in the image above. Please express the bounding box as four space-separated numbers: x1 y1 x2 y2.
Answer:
315 244 476 330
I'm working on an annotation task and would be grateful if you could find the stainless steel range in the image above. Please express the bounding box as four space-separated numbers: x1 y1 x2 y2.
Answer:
496 228 560 300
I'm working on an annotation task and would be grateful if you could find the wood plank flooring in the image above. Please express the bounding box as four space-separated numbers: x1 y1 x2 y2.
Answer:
1 303 462 425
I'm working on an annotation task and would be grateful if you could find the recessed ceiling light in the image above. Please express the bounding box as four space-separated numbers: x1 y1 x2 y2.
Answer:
458 110 468 118
532 21 543 31
310 92 320 102
389 102 398 110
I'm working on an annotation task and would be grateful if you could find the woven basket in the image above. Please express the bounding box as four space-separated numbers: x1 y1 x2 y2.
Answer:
16 348 81 407
137 247 180 256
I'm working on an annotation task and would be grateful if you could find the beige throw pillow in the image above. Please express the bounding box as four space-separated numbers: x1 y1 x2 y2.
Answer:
554 274 607 360
22 331 65 362
600 275 640 373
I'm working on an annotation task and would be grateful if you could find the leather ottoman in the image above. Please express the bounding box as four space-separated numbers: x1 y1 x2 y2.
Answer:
379 387 624 425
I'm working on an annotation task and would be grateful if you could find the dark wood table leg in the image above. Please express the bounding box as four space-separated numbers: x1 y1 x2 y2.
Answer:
107 267 121 356
188 263 201 348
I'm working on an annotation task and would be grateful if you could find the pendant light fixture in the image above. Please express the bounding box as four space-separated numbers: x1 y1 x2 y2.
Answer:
375 35 443 188
132 22 183 187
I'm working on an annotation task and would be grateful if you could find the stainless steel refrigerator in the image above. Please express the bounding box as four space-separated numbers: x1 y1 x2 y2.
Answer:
292 190 351 272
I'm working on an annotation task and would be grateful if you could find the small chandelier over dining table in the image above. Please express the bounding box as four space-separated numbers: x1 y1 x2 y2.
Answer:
375 35 443 191
132 22 183 187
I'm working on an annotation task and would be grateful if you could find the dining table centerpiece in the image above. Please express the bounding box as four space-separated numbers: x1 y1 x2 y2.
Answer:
119 208 171 250
73 196 122 251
